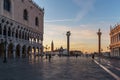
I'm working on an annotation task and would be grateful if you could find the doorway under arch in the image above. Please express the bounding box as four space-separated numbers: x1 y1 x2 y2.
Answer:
22 45 26 58
0 41 5 58
8 43 13 58
27 46 31 56
16 44 21 58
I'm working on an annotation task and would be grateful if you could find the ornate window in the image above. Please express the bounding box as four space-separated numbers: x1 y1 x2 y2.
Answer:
4 0 11 12
23 9 28 20
35 17 39 26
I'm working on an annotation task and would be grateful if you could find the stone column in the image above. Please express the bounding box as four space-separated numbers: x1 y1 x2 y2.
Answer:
28 32 29 41
20 30 22 39
21 30 24 39
18 29 19 39
38 47 40 56
111 48 114 57
118 48 119 57
30 48 32 58
26 47 28 57
34 47 36 57
20 47 22 58
6 44 8 58
23 31 25 40
10 27 12 38
66 31 71 56
5 26 8 38
13 29 16 39
1 24 3 38
119 49 120 57
13 46 16 59
113 48 115 57
97 29 102 57
4 25 8 60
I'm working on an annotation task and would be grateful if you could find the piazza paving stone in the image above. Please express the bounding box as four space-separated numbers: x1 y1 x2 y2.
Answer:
0 56 116 80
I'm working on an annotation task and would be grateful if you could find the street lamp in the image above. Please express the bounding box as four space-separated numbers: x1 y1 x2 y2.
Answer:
66 31 71 56
97 29 102 60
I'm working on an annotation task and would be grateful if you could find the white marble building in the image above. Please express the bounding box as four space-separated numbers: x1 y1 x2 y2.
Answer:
0 0 44 58
110 25 120 58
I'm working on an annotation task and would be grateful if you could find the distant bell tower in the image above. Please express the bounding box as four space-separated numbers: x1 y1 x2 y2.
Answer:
51 40 54 51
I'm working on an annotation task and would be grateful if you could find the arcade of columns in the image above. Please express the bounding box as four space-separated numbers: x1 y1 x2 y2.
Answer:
0 15 43 59
110 25 120 57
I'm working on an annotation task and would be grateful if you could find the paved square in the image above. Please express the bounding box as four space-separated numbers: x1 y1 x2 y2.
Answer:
0 57 116 80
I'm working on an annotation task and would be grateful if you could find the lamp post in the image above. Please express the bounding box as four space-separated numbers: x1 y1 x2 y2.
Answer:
97 29 102 60
66 31 71 56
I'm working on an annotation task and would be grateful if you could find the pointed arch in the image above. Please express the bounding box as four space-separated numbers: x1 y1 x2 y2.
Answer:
35 17 39 26
0 40 5 58
8 27 11 36
16 44 21 58
27 46 32 56
19 30 21 39
16 29 18 38
22 31 24 39
3 26 7 35
22 45 26 58
8 43 13 58
23 9 28 20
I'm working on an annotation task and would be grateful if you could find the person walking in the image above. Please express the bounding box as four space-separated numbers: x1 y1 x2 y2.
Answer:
92 54 95 59
48 54 51 62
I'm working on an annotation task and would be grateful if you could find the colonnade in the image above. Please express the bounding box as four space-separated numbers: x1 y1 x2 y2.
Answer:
0 15 43 59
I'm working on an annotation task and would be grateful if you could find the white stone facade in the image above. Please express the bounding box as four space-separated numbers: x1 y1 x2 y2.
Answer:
110 25 120 57
0 0 44 58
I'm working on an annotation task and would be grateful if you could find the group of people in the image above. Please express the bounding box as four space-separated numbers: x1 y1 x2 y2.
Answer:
46 54 52 62
44 53 95 62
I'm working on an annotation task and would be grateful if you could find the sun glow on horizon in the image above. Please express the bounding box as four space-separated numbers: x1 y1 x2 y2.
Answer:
43 23 110 53
32 0 118 53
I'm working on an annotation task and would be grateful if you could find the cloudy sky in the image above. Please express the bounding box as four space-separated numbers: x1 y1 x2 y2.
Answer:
33 0 120 53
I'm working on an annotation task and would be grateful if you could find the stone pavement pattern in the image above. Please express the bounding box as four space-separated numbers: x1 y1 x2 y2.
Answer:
0 57 115 80
95 57 120 77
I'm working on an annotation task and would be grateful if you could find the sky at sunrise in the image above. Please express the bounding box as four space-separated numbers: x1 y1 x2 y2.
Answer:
33 0 120 53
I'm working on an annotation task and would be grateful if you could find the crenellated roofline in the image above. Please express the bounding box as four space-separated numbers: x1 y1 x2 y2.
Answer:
29 0 44 14
110 23 120 32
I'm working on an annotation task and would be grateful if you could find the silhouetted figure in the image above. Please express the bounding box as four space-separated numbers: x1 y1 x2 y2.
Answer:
48 54 51 62
75 54 78 58
92 54 94 59
46 54 48 59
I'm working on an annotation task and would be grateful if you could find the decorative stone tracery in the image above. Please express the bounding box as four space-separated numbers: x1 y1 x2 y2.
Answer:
0 16 43 59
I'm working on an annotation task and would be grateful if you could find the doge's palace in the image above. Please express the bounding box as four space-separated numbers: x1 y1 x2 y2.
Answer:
0 0 44 59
